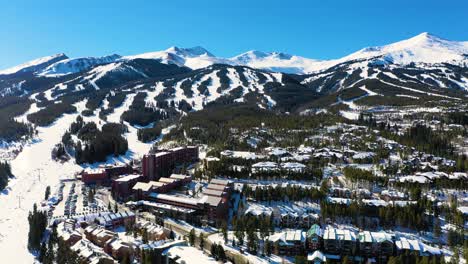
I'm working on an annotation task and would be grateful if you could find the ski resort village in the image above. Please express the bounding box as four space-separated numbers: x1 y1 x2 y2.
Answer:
0 31 467 264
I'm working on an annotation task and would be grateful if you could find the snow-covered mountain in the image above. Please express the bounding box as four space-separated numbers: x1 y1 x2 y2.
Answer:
340 32 468 66
1 32 466 77
37 54 122 77
124 46 229 70
228 33 468 74
229 50 324 74
0 32 466 115
297 33 468 94
0 53 68 75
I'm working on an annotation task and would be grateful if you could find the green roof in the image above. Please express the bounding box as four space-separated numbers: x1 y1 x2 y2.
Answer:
307 224 322 237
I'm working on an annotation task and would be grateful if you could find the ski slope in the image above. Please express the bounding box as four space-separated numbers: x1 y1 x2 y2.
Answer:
0 101 86 263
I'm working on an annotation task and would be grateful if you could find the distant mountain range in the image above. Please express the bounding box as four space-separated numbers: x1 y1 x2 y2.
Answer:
0 32 467 133
2 32 467 76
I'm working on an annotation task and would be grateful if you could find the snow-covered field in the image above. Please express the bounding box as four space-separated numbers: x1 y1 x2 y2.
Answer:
0 102 85 263
0 95 165 262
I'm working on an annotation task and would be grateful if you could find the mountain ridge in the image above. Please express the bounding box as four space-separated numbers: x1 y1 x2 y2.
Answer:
0 32 466 133
2 32 467 76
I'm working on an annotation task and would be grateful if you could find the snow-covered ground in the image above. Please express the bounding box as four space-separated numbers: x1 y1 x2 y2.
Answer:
0 94 170 262
0 101 86 263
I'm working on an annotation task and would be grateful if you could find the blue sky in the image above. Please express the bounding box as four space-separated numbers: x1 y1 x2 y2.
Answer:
1 0 467 70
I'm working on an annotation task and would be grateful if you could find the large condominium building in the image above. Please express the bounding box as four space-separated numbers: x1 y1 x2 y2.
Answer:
142 146 198 181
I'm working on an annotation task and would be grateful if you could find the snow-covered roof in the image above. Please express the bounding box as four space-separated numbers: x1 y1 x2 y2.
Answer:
399 175 429 184
308 250 327 262
149 193 199 206
210 178 230 186
362 199 388 207
133 182 152 192
220 150 264 160
280 162 306 170
267 147 288 156
358 231 393 243
352 151 375 159
323 227 356 241
395 237 421 251
114 174 140 182
458 206 468 215
327 197 351 205
164 246 218 264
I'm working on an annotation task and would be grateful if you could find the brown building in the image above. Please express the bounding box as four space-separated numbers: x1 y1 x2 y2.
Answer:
84 225 117 247
131 174 192 200
82 164 134 185
111 174 141 201
94 211 136 229
81 168 108 185
142 146 198 181
104 238 134 261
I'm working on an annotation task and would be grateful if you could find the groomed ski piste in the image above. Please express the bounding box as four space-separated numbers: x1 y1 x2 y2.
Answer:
0 94 166 263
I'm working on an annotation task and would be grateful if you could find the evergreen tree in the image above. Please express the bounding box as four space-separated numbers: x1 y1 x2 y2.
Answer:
210 243 218 259
247 230 258 254
199 233 205 250
221 222 228 244
56 239 80 264
265 239 272 256
189 228 195 246
44 186 51 200
27 203 47 252
217 244 227 262
0 161 13 191
38 242 47 262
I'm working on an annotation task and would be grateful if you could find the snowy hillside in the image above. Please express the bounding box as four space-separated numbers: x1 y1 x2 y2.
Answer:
1 32 467 77
340 32 468 66
125 46 229 70
37 54 122 77
0 53 68 75
0 32 466 128
123 33 468 74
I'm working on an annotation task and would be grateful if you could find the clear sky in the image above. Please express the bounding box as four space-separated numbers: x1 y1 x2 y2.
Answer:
1 0 467 70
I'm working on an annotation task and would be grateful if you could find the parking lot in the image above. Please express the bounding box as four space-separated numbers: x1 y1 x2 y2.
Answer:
52 181 108 218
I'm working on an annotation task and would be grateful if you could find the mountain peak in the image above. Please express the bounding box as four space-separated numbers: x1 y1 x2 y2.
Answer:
37 53 123 77
343 31 468 66
166 46 214 57
405 32 446 45
414 32 433 39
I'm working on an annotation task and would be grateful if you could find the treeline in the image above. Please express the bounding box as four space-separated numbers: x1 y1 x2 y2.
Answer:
0 96 35 141
359 114 455 158
320 200 432 231
387 253 443 264
137 123 162 142
27 102 76 126
202 157 323 181
35 222 80 264
121 92 167 126
447 112 468 126
75 130 128 164
165 103 342 146
63 116 128 164
0 162 13 191
400 124 454 157
243 185 325 202
231 215 274 254
98 91 129 120
27 204 48 252
343 167 387 185
455 154 468 172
